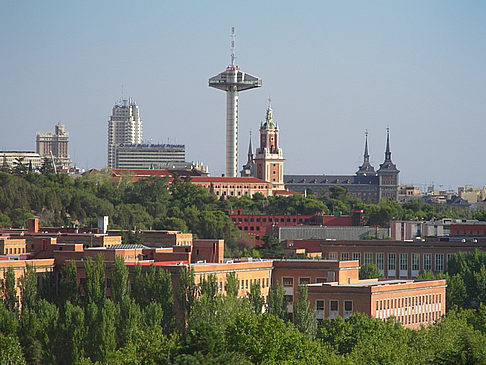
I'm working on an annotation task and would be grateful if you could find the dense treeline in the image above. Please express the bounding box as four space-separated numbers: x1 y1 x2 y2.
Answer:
224 185 486 227
0 171 243 248
2 254 486 364
1 172 484 239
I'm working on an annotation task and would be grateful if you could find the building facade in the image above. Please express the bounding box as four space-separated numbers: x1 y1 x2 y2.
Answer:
36 123 71 169
227 209 356 245
0 151 42 170
284 130 399 203
287 238 486 279
114 143 186 169
307 278 446 329
107 98 143 168
190 176 274 198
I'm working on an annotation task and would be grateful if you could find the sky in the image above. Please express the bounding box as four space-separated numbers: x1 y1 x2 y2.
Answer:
1 1 485 190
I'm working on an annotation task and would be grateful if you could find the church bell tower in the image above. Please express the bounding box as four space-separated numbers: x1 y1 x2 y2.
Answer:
254 104 285 190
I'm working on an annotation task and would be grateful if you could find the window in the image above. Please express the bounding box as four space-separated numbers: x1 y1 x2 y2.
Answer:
344 300 353 318
435 254 444 271
316 277 326 283
327 271 336 281
316 300 325 311
330 300 338 311
423 254 432 271
299 277 311 285
329 252 338 260
352 252 361 263
364 252 373 266
412 253 420 271
282 277 294 287
399 253 408 271
388 253 396 271
341 252 349 261
376 253 384 271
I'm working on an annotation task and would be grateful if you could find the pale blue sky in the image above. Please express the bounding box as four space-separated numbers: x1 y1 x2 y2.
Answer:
1 1 485 189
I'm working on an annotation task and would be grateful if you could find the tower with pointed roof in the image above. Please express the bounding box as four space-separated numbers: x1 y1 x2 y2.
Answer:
254 105 285 190
377 128 399 200
240 132 255 177
356 131 376 176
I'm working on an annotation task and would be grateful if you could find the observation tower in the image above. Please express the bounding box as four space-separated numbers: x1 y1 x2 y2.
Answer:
209 27 262 177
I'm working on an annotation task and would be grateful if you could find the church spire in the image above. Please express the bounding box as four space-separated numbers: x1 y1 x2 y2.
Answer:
385 127 391 161
364 130 370 162
247 131 253 162
356 130 375 176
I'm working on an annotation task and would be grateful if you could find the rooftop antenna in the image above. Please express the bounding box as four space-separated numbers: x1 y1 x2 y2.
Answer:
121 83 125 101
230 26 236 66
268 96 272 108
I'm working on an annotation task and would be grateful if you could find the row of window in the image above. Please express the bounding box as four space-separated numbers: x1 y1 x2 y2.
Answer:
332 252 449 273
3 247 26 255
282 276 331 287
232 217 306 224
237 226 260 232
376 293 442 311
315 299 353 315
239 277 270 291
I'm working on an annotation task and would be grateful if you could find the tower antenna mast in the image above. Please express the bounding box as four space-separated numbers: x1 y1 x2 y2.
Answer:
230 27 236 66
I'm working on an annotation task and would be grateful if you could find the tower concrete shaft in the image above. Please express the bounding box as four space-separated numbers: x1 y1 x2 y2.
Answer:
209 65 261 177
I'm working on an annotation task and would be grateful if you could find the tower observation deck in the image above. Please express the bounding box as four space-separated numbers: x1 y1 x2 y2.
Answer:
209 29 262 177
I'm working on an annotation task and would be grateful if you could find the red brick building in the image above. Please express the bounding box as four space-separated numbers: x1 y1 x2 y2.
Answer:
228 209 357 245
307 278 446 329
285 238 486 279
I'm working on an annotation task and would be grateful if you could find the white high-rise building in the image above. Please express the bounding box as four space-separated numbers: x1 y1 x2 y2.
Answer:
107 98 142 168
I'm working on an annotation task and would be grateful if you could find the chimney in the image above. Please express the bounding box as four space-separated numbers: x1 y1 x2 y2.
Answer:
352 210 364 226
27 217 39 233
98 216 109 234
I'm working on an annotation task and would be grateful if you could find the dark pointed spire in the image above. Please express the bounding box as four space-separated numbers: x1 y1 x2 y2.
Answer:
247 131 253 163
364 130 370 162
377 127 399 173
385 127 391 161
356 130 376 176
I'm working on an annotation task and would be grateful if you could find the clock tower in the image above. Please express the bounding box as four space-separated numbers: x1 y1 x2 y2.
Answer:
254 105 285 190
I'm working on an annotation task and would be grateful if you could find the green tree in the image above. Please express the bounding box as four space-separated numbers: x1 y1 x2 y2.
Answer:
39 157 55 175
0 334 26 365
96 299 117 363
117 296 142 348
200 274 218 300
359 263 384 279
1 267 17 312
12 157 27 176
0 301 19 334
225 272 238 297
248 283 264 314
20 265 37 311
177 267 196 332
294 285 317 338
60 301 87 365
111 256 129 304
83 255 106 306
268 283 287 320
58 261 79 306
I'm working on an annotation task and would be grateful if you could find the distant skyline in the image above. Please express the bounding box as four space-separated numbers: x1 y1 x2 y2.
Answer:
1 1 485 189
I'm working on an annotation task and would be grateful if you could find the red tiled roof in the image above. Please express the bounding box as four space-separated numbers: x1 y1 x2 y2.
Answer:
111 169 203 177
190 176 271 184
273 189 301 195
125 260 189 266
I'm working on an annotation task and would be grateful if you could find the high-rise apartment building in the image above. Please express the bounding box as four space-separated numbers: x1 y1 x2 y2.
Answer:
114 143 186 169
36 123 71 169
107 98 142 168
